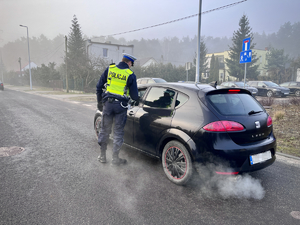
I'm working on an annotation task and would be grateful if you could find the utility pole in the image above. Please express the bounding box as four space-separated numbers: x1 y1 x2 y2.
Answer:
20 25 32 90
195 0 202 83
0 51 3 82
65 35 69 93
18 57 22 77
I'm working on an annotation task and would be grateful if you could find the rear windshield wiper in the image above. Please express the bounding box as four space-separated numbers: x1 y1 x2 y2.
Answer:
248 110 263 115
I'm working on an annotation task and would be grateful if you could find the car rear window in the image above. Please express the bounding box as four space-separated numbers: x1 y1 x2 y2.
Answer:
207 93 264 116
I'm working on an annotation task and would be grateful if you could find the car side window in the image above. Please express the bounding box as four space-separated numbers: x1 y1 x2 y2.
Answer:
280 82 289 87
144 87 175 109
228 82 235 87
141 79 148 84
249 82 257 86
148 79 155 84
258 82 265 87
175 92 188 108
290 82 297 86
138 88 147 99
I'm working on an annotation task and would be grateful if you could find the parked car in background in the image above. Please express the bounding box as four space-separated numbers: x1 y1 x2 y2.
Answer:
137 77 167 85
247 81 289 97
279 81 300 97
220 81 258 96
0 81 4 91
94 82 276 185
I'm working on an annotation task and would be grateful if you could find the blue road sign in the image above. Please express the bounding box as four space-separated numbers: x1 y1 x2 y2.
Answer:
240 50 252 64
242 38 251 51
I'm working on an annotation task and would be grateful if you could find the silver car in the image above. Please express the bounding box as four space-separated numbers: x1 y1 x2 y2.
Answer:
220 82 258 96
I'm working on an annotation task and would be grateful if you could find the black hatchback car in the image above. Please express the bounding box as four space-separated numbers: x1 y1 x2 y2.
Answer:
279 81 300 97
247 81 289 97
94 83 276 185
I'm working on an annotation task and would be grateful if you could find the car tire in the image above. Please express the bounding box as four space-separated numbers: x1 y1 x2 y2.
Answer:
295 90 300 97
266 90 273 97
162 140 193 185
94 112 102 139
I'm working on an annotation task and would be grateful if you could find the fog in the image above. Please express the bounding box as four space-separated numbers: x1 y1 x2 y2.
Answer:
1 0 300 47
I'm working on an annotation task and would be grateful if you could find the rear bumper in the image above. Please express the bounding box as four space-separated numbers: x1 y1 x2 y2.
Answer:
193 132 277 174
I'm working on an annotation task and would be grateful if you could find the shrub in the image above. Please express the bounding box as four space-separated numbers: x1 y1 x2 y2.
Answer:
280 100 290 108
274 110 285 121
258 97 274 106
289 97 300 106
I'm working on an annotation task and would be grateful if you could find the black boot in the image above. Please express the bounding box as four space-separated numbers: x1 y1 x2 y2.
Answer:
97 149 106 163
111 152 127 166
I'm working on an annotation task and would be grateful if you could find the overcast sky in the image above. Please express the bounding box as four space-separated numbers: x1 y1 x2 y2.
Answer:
0 0 299 47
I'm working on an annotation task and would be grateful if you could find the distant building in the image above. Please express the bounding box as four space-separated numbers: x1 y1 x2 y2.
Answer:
205 49 268 82
86 39 134 64
21 62 38 76
22 62 38 71
135 57 158 67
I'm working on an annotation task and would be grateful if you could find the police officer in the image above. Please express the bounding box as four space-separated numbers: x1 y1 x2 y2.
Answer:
96 53 139 165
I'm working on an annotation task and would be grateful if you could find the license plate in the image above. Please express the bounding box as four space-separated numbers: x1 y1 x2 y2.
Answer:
284 93 289 95
250 151 272 165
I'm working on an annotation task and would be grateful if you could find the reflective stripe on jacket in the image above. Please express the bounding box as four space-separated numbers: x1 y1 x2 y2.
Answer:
106 64 133 97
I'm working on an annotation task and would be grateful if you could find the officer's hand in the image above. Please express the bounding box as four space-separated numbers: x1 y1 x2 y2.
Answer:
97 102 103 111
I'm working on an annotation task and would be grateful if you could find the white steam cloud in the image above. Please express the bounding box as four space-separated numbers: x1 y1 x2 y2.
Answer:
195 163 265 200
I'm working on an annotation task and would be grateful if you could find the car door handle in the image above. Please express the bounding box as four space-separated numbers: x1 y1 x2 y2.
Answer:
128 111 135 116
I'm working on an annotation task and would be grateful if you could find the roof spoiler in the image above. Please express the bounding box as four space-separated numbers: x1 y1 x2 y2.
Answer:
209 81 218 89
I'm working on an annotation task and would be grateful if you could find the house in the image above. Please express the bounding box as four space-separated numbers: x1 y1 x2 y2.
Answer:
135 57 158 67
86 39 134 64
21 62 38 76
22 62 38 71
205 49 268 82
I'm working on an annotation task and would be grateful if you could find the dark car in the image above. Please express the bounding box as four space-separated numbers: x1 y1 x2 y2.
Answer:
137 77 167 85
0 81 4 91
94 83 276 185
247 81 289 97
279 81 300 97
220 81 258 95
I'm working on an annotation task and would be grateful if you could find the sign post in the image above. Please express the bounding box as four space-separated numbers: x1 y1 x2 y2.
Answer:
240 38 252 87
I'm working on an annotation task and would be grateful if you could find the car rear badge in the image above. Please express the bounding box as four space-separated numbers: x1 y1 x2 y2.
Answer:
255 121 260 129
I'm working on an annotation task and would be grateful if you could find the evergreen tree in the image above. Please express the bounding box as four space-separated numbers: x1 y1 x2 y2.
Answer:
208 54 215 82
265 47 290 83
208 55 220 83
213 57 220 82
225 15 259 81
66 15 87 83
191 40 208 82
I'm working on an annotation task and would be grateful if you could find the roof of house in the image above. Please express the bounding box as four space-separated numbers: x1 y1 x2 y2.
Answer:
136 57 158 66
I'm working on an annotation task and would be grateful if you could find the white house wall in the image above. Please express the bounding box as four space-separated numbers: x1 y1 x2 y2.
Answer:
87 43 134 64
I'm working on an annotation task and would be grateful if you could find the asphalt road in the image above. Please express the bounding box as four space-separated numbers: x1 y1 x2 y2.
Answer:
1 88 300 225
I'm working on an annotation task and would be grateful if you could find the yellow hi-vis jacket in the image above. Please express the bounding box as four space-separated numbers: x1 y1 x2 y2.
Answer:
106 64 133 97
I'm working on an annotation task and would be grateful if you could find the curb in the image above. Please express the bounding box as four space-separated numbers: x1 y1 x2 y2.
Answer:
277 152 300 160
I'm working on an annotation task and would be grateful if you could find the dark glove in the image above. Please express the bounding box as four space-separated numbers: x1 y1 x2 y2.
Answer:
97 102 103 111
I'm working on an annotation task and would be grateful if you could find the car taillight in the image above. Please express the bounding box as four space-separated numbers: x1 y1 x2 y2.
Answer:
267 116 272 127
228 89 240 94
203 121 244 132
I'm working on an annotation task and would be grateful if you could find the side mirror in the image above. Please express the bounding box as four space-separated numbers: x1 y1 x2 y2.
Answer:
262 85 266 88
